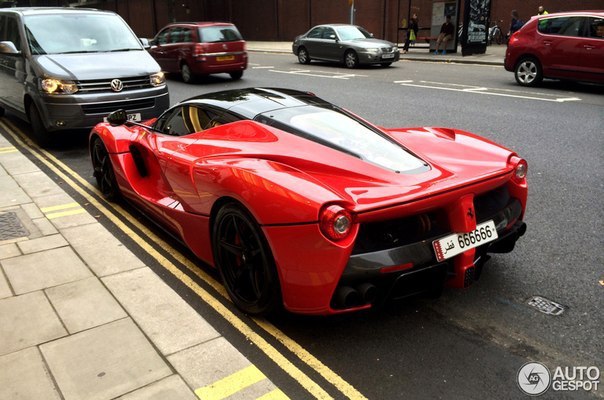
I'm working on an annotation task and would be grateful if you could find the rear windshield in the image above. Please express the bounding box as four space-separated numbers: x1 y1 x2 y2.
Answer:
24 13 141 55
199 26 242 43
257 106 427 174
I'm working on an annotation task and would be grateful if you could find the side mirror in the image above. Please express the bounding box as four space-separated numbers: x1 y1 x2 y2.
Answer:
0 41 20 55
139 38 151 49
106 109 128 126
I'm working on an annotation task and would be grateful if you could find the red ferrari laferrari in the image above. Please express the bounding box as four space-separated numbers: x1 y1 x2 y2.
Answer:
89 88 528 316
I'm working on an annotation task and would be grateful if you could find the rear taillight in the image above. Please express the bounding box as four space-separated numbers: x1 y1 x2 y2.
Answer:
320 205 353 241
193 43 205 57
509 156 528 183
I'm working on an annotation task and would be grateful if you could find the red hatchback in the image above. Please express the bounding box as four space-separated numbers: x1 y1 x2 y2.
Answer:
148 22 247 83
505 11 604 86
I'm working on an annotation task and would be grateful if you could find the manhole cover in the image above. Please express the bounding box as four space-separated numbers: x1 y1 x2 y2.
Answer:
527 296 565 316
0 212 30 241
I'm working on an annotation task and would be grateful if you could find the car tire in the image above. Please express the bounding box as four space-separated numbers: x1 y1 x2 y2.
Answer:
0 105 5 117
212 203 281 316
344 50 359 69
181 63 196 83
297 47 310 64
27 103 52 147
91 137 120 200
229 71 243 80
514 57 542 87
381 62 392 67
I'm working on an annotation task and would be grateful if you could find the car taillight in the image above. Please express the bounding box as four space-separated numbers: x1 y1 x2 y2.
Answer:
509 31 520 44
320 205 353 241
509 156 528 183
193 43 205 57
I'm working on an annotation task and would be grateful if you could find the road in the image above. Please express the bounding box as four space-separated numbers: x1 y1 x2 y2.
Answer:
2 52 602 399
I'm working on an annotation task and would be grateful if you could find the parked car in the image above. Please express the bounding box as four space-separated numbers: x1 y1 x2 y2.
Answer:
90 87 528 316
0 7 169 146
148 22 247 83
292 24 400 68
505 11 604 86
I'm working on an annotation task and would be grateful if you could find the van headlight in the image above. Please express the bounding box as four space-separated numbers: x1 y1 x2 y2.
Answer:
150 72 165 87
41 78 78 94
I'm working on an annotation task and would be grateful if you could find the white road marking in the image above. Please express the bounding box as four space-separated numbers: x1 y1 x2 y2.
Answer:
252 66 275 69
395 80 582 102
269 68 367 80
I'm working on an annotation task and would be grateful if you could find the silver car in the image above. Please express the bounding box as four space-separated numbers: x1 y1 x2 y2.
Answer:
292 24 400 68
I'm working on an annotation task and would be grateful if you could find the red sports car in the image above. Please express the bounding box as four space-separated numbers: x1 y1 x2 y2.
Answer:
89 88 528 316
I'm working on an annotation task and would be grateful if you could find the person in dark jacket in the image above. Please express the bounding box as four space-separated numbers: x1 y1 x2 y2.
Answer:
508 9 524 37
434 15 454 55
403 14 418 54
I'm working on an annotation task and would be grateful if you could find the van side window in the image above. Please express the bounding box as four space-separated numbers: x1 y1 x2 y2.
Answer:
0 16 21 51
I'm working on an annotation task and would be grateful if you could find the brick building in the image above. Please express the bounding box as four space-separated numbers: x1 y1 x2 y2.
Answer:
3 0 603 41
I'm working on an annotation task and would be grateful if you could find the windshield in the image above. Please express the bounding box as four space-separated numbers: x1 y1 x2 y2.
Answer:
259 106 426 173
199 26 242 43
24 13 142 55
335 26 371 41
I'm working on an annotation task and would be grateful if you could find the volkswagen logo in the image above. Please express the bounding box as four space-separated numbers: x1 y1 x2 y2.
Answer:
110 79 123 92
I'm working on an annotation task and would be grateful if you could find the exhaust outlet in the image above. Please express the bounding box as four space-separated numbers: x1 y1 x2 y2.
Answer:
334 286 361 308
356 283 377 303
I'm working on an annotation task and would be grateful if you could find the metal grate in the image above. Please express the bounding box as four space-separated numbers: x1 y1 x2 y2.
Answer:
527 296 565 316
0 212 30 241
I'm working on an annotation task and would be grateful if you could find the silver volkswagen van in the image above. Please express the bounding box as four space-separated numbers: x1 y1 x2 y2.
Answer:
0 7 169 145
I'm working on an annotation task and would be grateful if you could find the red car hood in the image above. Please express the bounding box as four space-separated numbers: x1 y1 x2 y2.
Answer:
181 121 515 212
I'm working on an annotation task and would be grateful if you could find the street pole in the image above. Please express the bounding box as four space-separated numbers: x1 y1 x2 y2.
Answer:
350 0 355 25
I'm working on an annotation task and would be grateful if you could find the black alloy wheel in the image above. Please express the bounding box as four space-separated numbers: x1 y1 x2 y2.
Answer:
297 47 310 64
213 204 281 316
91 137 119 200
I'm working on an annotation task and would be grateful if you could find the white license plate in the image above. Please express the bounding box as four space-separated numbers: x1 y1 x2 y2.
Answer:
382 53 395 59
432 220 498 262
103 113 141 123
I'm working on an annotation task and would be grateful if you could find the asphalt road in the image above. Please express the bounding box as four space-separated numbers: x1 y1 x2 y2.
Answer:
5 53 603 399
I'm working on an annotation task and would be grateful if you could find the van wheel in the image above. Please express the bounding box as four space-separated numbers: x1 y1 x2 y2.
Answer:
181 63 196 83
27 103 52 147
229 71 243 80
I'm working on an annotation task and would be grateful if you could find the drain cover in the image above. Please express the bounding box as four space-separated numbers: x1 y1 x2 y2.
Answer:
527 296 565 316
0 212 30 241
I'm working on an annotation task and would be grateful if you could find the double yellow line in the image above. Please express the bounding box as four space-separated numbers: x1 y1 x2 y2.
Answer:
0 119 367 400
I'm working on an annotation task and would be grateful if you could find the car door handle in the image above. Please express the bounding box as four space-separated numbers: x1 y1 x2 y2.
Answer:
583 45 595 50
543 40 552 46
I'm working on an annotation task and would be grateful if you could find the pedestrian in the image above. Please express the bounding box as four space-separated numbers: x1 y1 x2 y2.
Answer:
434 15 454 55
403 14 418 54
537 5 548 16
508 9 524 37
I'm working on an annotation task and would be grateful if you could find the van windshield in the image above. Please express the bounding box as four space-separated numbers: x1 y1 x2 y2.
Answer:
24 13 142 55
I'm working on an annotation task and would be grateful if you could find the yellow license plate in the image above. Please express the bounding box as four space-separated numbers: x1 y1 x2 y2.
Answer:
216 55 235 62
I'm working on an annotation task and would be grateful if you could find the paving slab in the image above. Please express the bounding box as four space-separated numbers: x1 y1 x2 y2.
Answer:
0 175 31 208
34 193 96 229
2 246 92 295
62 223 145 276
0 242 20 260
45 276 127 334
103 267 220 355
0 347 62 400
117 375 197 400
31 216 58 236
13 170 66 199
41 318 172 400
0 291 67 356
168 336 277 400
17 233 68 254
0 268 12 299
0 151 39 175
21 201 44 219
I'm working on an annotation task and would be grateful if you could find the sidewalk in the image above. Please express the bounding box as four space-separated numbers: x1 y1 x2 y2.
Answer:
0 132 282 399
246 41 507 66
